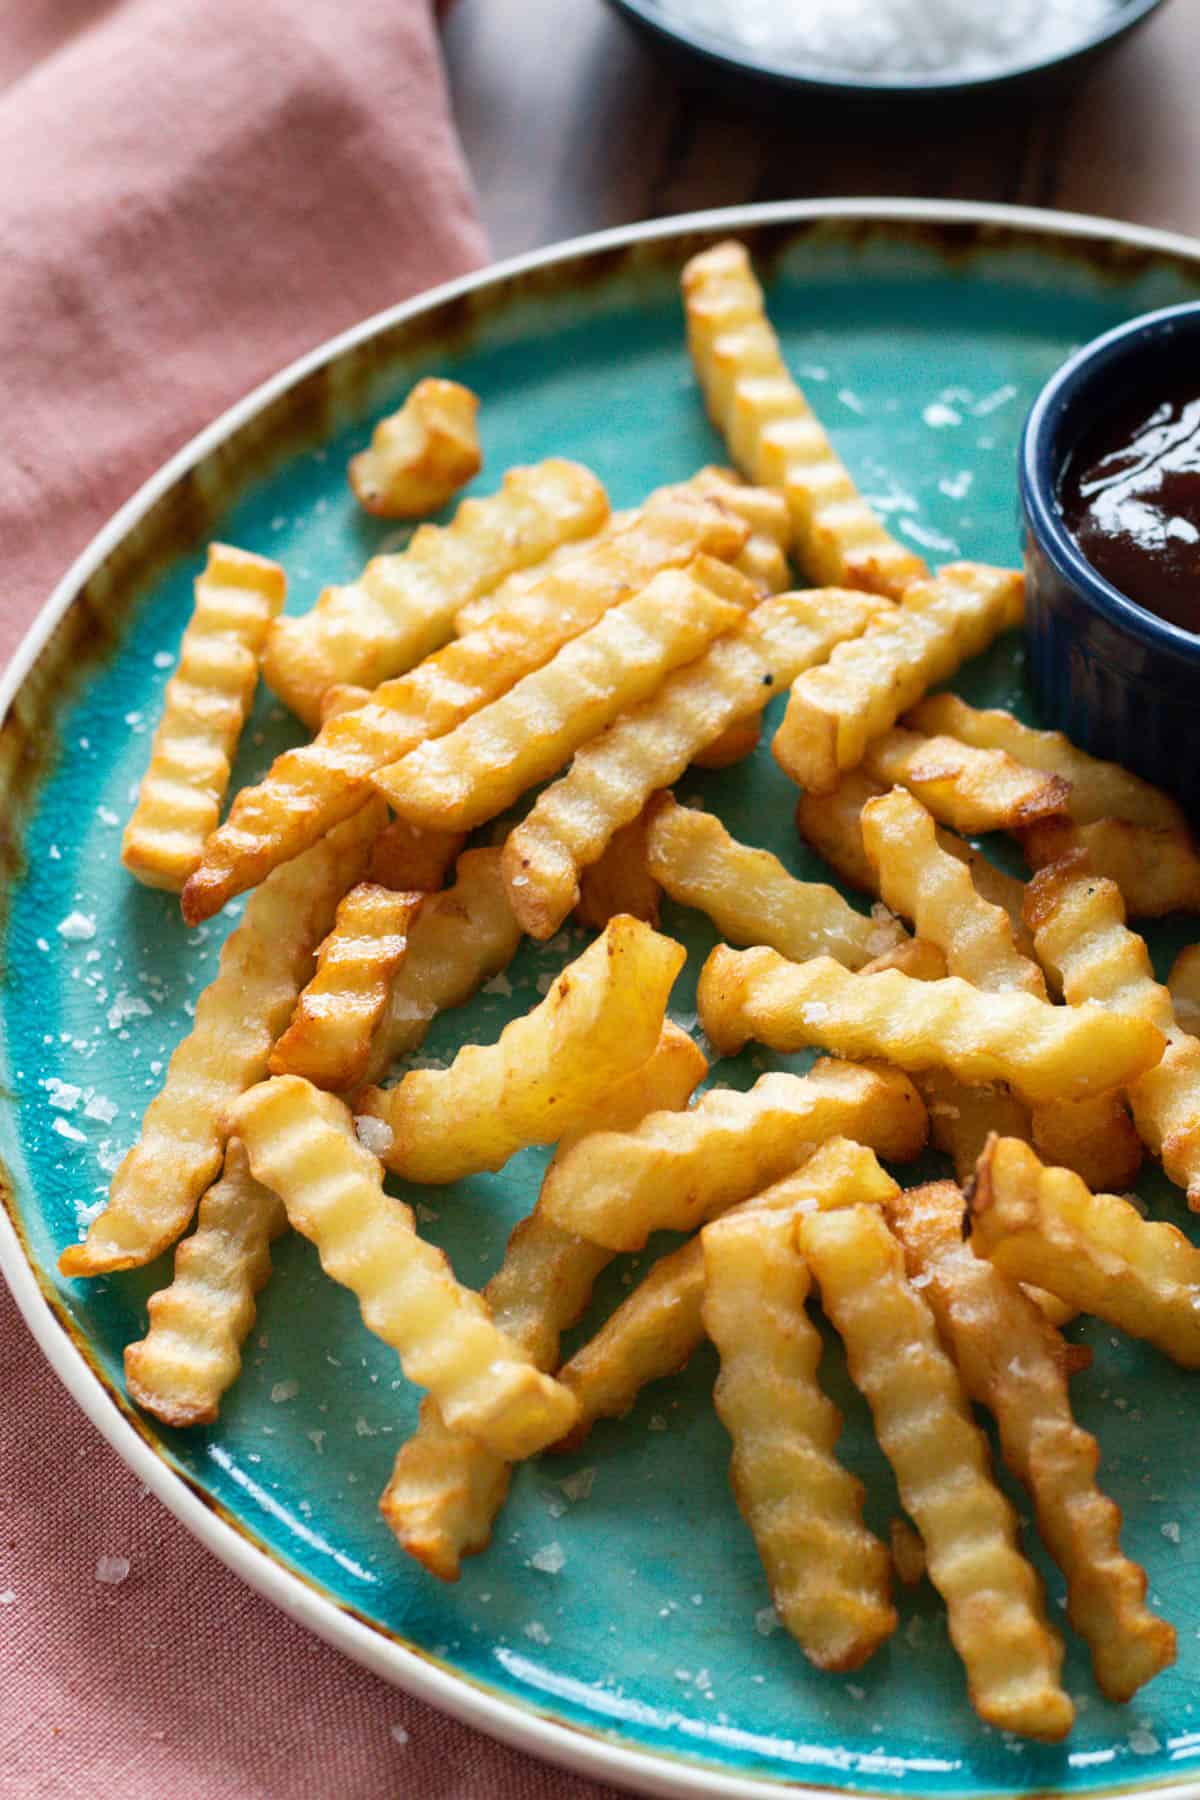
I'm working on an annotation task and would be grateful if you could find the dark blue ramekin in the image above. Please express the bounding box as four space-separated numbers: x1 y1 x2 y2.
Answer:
1020 301 1200 818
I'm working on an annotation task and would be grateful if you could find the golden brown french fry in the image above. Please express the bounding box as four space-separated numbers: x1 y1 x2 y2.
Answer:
907 694 1188 830
371 558 752 831
645 794 904 970
800 1203 1073 1742
682 240 927 596
502 586 885 939
59 802 386 1279
703 1204 896 1671
1021 817 1200 918
231 1077 579 1458
121 544 285 892
918 1068 1032 1180
1026 852 1200 1206
358 917 685 1183
124 1140 286 1427
698 944 1164 1106
688 465 792 595
381 1023 706 1579
772 563 1024 795
557 1139 897 1447
890 1180 1174 1703
861 937 948 979
862 726 1070 835
318 683 372 722
182 491 745 923
889 1519 926 1588
367 818 466 894
970 1135 1200 1368
860 788 1045 996
691 713 763 769
262 459 608 726
1169 946 1200 1038
362 847 521 1086
348 378 482 518
539 1058 926 1251
268 883 422 1092
574 810 662 930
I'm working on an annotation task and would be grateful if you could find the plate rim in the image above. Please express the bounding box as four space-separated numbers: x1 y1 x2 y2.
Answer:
8 197 1200 1800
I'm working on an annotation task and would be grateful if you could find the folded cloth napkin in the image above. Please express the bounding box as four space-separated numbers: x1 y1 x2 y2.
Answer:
0 6 622 1795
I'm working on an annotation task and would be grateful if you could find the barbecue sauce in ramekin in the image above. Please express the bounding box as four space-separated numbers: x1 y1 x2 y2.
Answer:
1059 388 1200 635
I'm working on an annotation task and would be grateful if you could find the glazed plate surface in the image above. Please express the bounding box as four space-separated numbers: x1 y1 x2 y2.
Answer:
5 202 1200 1798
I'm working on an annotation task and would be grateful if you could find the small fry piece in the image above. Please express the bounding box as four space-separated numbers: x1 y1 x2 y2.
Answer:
263 459 608 726
919 1068 1032 1181
367 818 466 894
59 802 385 1278
231 1077 578 1458
862 937 948 981
692 713 762 769
800 1203 1073 1742
574 810 661 930
971 1136 1200 1368
381 1023 706 1579
860 788 1045 997
183 491 745 922
372 558 752 831
772 563 1024 795
1026 852 1200 1205
268 883 422 1092
318 683 371 722
862 726 1070 835
362 847 520 1086
688 465 792 595
645 794 903 970
503 586 885 939
1021 817 1200 918
1169 946 1200 1037
358 917 685 1183
682 240 927 596
703 1205 896 1672
890 1519 926 1588
890 1179 1175 1702
539 1058 926 1251
907 694 1188 830
557 1138 897 1445
698 944 1164 1106
349 378 481 518
121 544 286 892
124 1140 286 1426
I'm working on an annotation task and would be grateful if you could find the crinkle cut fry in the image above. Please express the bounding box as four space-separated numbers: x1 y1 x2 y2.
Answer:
121 543 285 892
1025 851 1200 1207
703 1206 896 1671
230 1077 579 1459
772 563 1024 795
1021 816 1200 919
861 725 1070 835
367 818 466 894
182 490 746 923
502 585 885 939
358 917 686 1184
799 1203 1073 1742
362 847 521 1087
371 557 753 832
380 1023 706 1579
538 1058 927 1251
262 458 608 726
59 801 386 1278
124 1139 286 1427
574 808 662 931
970 1135 1200 1367
348 377 481 518
698 944 1164 1107
681 240 927 596
268 884 424 1092
645 793 904 971
1169 945 1200 1038
556 1138 897 1448
889 1180 1175 1702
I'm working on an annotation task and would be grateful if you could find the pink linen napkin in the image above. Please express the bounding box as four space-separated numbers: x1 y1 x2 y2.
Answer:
0 6 622 1795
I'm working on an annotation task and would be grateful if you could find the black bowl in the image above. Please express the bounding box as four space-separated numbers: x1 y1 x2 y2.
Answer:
1019 300 1200 817
605 0 1166 103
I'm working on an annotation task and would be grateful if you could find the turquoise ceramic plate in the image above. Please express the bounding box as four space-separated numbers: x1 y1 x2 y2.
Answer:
7 202 1200 1800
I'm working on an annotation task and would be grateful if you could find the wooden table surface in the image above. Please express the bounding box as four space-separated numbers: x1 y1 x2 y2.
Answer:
442 0 1199 259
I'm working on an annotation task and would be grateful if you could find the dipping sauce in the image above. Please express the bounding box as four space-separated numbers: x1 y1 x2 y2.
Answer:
654 0 1119 79
1059 387 1200 636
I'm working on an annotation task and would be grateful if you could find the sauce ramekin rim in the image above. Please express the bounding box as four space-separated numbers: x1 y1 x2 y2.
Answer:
1019 297 1200 665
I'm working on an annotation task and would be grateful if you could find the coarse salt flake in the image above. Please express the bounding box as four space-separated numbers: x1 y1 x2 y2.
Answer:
355 1116 394 1157
559 1467 596 1503
57 911 96 942
84 1094 119 1125
46 1079 83 1112
0 1590 15 1606
1162 1522 1182 1545
523 1620 551 1645
95 1554 130 1586
107 991 152 1030
531 1542 566 1574
754 1605 780 1636
53 1118 88 1144
271 1379 300 1404
1129 1727 1161 1756
389 1724 409 1747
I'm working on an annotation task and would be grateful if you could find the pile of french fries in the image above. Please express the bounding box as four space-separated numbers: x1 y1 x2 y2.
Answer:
68 239 1200 1740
